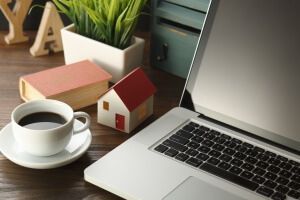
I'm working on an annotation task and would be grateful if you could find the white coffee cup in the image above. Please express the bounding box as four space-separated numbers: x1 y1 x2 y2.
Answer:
11 99 91 156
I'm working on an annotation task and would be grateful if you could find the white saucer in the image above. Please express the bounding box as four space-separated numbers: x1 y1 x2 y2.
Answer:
0 119 92 169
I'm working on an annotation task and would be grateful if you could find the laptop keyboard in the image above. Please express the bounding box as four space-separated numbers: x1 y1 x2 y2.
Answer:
154 121 300 200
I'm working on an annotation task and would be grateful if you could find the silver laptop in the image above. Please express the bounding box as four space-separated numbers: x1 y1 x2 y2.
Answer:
84 0 300 199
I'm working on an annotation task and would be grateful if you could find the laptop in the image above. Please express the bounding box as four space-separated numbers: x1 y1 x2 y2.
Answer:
84 0 300 199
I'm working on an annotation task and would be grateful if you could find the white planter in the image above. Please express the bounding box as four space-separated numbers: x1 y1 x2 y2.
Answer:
61 24 145 83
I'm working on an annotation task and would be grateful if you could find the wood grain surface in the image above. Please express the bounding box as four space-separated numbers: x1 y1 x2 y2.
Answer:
0 31 185 200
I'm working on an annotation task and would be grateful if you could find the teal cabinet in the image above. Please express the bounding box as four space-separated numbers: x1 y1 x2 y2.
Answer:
151 0 210 78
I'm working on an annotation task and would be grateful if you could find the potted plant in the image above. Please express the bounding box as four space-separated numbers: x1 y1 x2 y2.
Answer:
53 0 147 83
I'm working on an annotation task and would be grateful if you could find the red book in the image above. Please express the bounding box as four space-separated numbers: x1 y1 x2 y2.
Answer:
19 60 112 109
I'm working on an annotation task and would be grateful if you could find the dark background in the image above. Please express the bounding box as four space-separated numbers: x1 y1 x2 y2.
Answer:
0 0 150 31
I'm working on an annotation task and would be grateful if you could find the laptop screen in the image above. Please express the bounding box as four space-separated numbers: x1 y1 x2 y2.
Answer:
181 0 300 153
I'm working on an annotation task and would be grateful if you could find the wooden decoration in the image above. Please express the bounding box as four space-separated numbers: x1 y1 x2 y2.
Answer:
30 2 64 57
97 68 156 133
0 0 32 44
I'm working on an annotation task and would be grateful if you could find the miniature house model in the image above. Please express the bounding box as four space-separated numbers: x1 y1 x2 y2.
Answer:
97 68 156 133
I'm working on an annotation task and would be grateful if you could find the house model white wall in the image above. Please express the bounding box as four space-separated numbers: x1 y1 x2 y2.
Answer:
97 68 156 133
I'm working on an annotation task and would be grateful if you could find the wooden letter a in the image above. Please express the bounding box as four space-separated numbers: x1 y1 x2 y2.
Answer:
30 2 64 57
0 0 32 44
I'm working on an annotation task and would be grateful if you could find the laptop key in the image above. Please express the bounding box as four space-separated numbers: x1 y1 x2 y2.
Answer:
212 143 225 151
231 138 242 144
188 122 199 127
278 162 292 171
271 192 286 200
235 145 248 153
163 140 188 152
207 157 220 165
279 170 292 179
253 146 265 153
275 185 289 194
186 157 202 167
231 158 243 167
264 180 277 189
218 162 231 170
288 181 300 190
187 141 200 149
276 155 288 162
256 161 269 169
245 149 258 157
240 171 254 179
219 154 232 162
252 175 265 184
203 133 215 140
196 153 209 161
209 150 221 158
257 186 274 197
268 165 280 174
265 172 277 181
198 145 210 153
268 158 281 166
287 190 300 199
175 153 189 162
169 135 189 145
224 141 237 148
164 149 178 157
200 163 259 191
199 126 210 132
265 151 276 157
229 166 242 175
288 160 299 167
253 167 266 176
202 140 214 147
209 130 221 136
182 125 195 132
223 148 235 156
186 148 198 157
176 130 194 139
241 163 254 171
291 174 300 183
212 144 225 151
192 129 205 136
154 144 169 153
220 134 231 140
257 153 270 161
245 156 257 164
213 137 226 144
242 142 253 149
234 152 247 160
191 136 204 143
291 168 299 175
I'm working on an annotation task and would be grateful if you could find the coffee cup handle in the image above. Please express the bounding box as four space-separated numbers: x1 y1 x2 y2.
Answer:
73 112 91 134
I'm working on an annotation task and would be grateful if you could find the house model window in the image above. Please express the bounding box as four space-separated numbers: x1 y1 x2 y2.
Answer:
138 103 147 120
103 101 109 111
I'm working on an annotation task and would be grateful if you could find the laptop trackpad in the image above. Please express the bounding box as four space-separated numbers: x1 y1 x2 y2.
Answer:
163 176 246 200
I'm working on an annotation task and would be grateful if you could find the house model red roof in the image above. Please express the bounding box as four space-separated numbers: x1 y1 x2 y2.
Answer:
112 68 156 112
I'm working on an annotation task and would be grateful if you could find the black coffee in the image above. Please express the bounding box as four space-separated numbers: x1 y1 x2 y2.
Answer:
18 112 67 130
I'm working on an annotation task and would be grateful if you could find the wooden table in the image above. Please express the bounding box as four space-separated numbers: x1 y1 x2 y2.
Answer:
0 32 185 199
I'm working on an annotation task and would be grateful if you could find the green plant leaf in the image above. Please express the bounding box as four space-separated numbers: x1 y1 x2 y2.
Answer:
52 0 148 49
